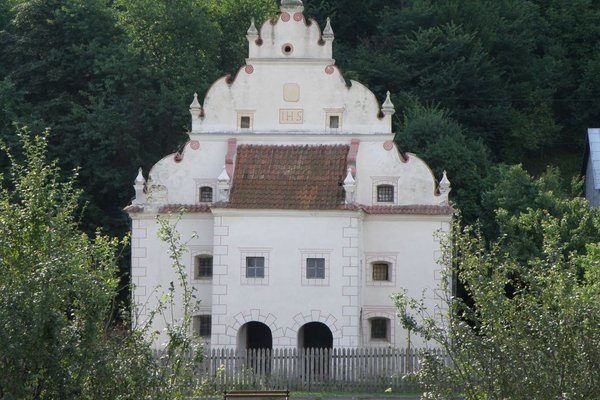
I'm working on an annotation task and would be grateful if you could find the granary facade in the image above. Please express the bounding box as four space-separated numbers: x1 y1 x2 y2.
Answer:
126 0 452 350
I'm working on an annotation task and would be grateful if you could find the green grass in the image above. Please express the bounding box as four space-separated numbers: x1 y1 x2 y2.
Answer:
290 389 423 397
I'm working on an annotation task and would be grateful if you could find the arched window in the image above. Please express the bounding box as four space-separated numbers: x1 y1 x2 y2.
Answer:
377 184 394 202
199 186 213 202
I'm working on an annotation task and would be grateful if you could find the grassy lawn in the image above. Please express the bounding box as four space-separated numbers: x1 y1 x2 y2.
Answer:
291 390 422 398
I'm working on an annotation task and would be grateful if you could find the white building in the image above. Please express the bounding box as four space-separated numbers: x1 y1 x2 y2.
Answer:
584 128 600 207
126 0 452 351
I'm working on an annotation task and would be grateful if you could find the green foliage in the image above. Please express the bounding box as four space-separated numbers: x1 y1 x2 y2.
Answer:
0 129 209 399
0 129 123 398
395 102 490 223
480 165 596 262
394 176 600 399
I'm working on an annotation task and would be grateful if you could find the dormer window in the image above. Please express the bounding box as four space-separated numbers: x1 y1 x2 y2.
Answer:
377 184 394 202
199 186 213 202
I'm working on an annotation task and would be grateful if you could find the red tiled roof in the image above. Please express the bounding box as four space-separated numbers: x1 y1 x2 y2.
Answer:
228 144 349 209
159 204 212 213
361 205 454 215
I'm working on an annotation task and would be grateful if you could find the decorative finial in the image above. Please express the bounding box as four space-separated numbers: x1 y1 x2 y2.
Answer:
218 165 230 182
133 168 146 206
323 17 334 40
190 92 201 110
343 167 355 185
439 170 451 201
247 18 258 36
381 91 395 116
343 167 356 204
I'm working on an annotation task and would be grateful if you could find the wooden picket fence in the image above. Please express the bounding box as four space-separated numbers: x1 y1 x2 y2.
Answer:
165 347 447 392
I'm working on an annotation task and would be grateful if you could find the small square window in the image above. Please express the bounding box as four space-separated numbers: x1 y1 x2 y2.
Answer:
194 256 213 279
199 186 213 202
372 263 389 281
306 258 325 279
370 318 388 340
329 115 340 129
240 116 251 129
194 315 212 337
246 257 265 278
377 185 394 203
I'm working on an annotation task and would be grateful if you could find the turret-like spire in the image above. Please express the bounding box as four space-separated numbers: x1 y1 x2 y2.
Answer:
247 18 258 37
343 167 356 204
323 17 334 40
190 92 202 132
217 165 231 202
132 168 146 206
439 170 451 204
381 91 395 116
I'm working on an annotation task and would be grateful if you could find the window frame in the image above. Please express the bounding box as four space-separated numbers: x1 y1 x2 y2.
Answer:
306 257 325 279
372 262 390 281
245 256 265 278
370 317 389 340
240 249 270 285
194 255 213 280
372 178 399 205
365 254 397 287
199 186 213 203
376 184 395 203
193 314 212 338
300 249 331 286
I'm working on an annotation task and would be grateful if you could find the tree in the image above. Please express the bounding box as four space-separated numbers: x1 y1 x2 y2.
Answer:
0 129 206 399
395 102 490 223
394 172 600 399
0 129 125 398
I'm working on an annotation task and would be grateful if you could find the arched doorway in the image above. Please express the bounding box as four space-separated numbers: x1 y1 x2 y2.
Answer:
237 321 273 374
238 321 272 350
298 322 333 349
297 322 333 382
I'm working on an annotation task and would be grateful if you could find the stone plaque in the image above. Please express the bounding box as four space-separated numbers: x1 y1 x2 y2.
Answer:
279 109 304 124
283 83 300 102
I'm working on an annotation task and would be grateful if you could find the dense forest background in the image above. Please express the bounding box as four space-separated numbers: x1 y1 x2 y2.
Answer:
1 0 598 238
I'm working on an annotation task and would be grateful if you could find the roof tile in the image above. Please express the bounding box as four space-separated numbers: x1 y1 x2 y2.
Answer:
228 144 349 209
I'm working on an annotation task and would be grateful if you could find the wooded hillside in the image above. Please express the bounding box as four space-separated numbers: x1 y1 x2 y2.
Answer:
1 0 598 235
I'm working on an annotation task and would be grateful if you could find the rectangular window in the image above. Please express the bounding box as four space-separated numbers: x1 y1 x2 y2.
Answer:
199 186 213 202
194 315 212 337
377 185 394 202
372 263 389 281
240 116 251 129
329 115 340 129
306 258 325 279
246 256 265 278
194 256 213 279
371 318 388 340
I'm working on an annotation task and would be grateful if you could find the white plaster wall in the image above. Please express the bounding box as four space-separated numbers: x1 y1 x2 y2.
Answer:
197 64 391 135
147 140 228 205
209 210 361 349
356 139 444 206
362 216 451 348
131 214 214 347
